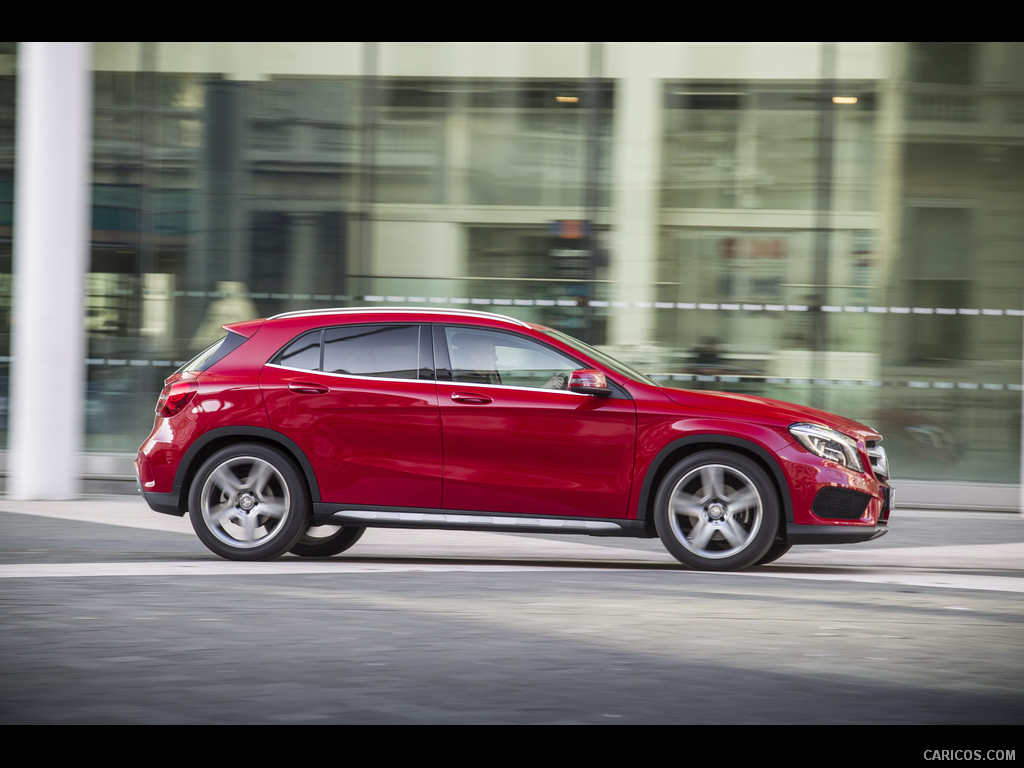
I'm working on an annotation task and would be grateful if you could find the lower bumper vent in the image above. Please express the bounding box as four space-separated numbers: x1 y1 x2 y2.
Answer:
812 487 872 520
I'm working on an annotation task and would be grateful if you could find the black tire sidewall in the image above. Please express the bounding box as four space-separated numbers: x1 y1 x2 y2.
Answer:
755 539 792 566
188 443 310 561
654 450 780 571
290 525 366 557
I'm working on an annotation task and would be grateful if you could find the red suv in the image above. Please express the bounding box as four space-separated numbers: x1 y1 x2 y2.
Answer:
136 307 892 570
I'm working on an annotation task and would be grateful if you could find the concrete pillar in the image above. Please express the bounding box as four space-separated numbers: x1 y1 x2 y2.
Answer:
608 45 661 347
9 42 92 498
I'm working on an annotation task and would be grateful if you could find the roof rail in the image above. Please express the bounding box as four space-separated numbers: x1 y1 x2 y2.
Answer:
267 306 532 328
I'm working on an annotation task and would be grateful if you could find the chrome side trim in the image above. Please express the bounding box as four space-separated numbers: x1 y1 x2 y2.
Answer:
263 363 589 396
264 363 433 386
330 509 624 533
436 380 585 397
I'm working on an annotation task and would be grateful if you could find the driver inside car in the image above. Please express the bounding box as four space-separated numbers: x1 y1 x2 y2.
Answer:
452 333 503 385
451 332 568 389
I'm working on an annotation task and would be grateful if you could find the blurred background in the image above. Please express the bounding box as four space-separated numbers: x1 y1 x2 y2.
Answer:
0 42 1021 506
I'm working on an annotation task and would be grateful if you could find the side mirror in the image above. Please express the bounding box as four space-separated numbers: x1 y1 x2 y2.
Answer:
569 369 612 396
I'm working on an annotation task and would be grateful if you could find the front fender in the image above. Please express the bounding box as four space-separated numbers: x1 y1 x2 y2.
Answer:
633 433 795 525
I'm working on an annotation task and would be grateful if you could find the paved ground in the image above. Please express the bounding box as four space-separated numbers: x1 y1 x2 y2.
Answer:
1 495 1023 729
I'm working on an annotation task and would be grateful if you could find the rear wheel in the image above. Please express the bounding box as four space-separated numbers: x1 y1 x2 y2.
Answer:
654 451 779 571
188 443 310 561
290 525 366 557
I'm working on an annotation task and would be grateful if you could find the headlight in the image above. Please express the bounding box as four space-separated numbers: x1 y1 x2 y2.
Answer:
789 423 863 472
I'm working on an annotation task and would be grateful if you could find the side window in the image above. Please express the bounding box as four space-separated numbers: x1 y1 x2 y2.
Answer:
178 331 248 373
323 324 420 380
276 330 322 370
445 328 578 390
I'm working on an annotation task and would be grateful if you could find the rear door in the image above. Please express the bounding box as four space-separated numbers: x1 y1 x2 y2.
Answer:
261 323 443 507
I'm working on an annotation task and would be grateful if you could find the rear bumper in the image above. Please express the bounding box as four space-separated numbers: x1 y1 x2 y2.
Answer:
136 456 185 516
140 488 185 516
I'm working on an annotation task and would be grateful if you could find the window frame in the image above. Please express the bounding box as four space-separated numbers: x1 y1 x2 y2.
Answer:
269 322 432 382
434 323 632 399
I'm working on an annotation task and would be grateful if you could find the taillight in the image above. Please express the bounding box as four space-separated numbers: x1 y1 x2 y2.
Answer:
156 380 198 417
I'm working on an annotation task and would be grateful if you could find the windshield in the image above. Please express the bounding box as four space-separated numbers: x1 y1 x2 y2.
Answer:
539 327 658 387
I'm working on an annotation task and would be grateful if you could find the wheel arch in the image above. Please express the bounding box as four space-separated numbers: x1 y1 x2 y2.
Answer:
173 426 322 513
636 435 793 536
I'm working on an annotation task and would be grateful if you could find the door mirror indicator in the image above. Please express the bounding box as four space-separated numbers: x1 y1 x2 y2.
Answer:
569 369 612 396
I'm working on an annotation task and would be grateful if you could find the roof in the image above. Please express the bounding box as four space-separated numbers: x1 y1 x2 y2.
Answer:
266 306 533 328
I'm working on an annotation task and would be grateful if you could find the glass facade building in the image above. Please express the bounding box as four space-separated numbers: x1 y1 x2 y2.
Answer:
1 42 1022 507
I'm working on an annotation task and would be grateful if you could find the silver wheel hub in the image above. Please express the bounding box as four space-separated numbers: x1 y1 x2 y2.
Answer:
706 502 727 521
199 456 291 549
667 463 764 560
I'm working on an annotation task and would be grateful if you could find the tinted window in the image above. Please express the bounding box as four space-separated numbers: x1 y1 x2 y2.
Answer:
323 325 420 379
445 327 578 389
276 330 323 370
178 332 248 374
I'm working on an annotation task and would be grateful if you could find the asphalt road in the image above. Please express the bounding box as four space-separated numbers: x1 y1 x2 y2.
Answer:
1 495 1023 730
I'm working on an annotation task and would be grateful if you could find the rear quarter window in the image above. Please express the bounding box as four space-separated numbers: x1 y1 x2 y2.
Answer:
178 332 248 373
276 330 323 370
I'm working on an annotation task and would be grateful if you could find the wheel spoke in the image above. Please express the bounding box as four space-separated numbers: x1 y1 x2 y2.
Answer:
719 516 749 548
209 465 243 497
237 511 261 543
671 492 704 520
207 500 239 527
700 465 725 499
247 460 274 495
725 487 759 514
688 518 716 550
256 499 288 521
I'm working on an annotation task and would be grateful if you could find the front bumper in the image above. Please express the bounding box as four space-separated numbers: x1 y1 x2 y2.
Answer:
786 522 888 544
787 481 893 544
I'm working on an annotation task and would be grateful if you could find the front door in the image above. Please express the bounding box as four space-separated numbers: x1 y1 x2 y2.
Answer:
436 326 636 518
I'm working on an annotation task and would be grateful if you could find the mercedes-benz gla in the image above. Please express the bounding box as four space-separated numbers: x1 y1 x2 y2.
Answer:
136 308 892 570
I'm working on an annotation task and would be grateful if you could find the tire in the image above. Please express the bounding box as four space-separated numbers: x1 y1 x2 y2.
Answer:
654 451 780 571
755 539 792 566
188 443 310 561
290 525 366 557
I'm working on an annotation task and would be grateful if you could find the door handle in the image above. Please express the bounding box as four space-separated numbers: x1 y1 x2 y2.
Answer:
451 392 493 405
288 382 329 395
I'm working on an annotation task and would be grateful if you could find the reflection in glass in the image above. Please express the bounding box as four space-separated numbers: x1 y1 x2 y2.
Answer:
10 42 1017 488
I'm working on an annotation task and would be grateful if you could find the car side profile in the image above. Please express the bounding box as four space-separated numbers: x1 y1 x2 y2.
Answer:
136 307 892 571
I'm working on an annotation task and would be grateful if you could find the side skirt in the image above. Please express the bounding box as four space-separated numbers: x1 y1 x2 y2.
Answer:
312 503 652 538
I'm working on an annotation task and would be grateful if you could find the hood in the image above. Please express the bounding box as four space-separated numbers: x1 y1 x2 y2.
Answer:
659 386 882 442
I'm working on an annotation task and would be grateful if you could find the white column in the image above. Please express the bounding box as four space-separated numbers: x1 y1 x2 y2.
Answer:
608 45 661 347
9 42 92 499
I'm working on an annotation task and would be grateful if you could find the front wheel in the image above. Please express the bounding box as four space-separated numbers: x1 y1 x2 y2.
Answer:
188 443 310 561
290 525 366 557
654 451 780 571
756 539 792 566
